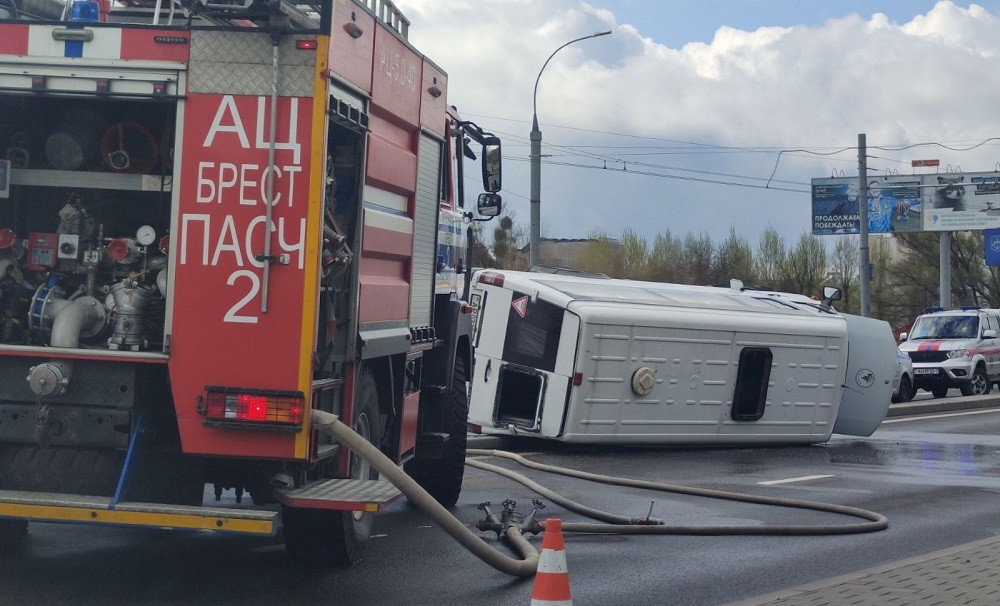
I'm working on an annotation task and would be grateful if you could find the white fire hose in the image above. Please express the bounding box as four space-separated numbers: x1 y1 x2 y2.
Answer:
311 410 539 576
310 410 888 578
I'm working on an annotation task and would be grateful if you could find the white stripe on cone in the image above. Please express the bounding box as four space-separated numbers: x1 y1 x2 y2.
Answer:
536 548 568 574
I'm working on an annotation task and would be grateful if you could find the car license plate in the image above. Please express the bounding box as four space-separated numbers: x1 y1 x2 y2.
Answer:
914 368 939 375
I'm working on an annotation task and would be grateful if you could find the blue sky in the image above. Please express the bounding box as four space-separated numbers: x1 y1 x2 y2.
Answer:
397 1 1000 249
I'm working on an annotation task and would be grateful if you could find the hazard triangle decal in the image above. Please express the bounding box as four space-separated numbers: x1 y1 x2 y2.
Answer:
511 295 529 318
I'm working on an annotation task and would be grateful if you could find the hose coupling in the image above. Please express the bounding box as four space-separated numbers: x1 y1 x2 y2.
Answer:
476 501 506 539
627 517 665 526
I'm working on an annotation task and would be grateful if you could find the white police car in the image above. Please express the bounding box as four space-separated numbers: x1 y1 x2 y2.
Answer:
898 307 1000 398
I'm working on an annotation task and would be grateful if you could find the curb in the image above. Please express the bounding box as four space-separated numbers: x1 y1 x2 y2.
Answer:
887 394 1000 417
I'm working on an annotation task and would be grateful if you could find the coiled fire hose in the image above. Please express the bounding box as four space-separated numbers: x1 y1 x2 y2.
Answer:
311 410 539 576
311 411 888 578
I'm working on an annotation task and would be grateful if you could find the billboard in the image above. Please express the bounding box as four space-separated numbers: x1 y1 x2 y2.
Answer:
812 171 1000 235
922 173 1000 232
811 176 921 235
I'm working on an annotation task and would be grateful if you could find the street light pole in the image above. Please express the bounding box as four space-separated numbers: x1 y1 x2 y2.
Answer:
529 29 611 268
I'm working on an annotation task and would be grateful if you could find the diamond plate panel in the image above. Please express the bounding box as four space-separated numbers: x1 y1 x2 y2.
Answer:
190 31 316 97
277 479 401 503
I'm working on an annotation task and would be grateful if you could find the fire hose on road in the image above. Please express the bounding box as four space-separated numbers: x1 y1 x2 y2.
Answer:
310 410 888 578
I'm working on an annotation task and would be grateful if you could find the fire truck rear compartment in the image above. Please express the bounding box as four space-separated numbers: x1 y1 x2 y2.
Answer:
0 93 175 355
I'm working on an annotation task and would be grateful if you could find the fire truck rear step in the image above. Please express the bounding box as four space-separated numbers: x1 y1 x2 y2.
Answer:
0 490 276 535
274 479 402 512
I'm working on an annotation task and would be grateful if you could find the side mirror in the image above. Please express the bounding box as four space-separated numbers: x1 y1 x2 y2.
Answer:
898 332 908 341
983 329 997 339
481 136 501 193
477 193 502 218
819 286 842 311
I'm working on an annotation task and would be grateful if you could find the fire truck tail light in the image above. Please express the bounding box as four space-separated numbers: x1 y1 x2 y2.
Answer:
202 388 304 431
295 39 318 50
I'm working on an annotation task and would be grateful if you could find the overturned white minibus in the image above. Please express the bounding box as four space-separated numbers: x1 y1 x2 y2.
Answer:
467 270 896 445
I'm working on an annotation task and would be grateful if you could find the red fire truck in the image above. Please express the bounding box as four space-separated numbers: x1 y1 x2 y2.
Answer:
0 0 502 565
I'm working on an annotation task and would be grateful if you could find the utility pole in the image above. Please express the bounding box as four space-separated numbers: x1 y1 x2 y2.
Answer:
940 232 952 308
858 134 871 317
529 30 611 268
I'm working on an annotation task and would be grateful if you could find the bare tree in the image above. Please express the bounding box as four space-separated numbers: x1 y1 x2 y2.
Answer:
712 227 756 286
491 211 528 270
620 228 650 280
681 231 714 285
755 227 787 290
647 230 683 283
830 235 859 314
783 232 827 295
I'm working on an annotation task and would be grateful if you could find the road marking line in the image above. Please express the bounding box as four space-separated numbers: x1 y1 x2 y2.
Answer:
883 408 1000 424
757 474 835 486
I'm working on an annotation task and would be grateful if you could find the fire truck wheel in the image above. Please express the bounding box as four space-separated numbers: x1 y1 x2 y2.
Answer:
283 369 383 567
0 519 28 554
403 355 468 508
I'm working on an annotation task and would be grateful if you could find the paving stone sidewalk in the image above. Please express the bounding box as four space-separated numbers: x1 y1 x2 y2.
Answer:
723 535 1000 606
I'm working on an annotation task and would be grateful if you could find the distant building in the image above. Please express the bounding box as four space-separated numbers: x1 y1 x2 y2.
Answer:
521 238 622 270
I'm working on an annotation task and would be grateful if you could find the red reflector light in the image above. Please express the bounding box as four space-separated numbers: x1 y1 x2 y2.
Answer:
478 271 505 287
202 389 304 429
572 372 583 386
296 39 318 50
238 394 267 421
467 423 482 434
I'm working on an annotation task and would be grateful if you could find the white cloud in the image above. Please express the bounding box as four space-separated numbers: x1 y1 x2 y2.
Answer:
394 0 1000 246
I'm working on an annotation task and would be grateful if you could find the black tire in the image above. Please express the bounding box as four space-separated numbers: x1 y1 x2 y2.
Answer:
905 379 917 402
0 519 28 555
892 375 912 404
960 366 991 396
403 355 469 508
284 368 383 567
931 386 949 399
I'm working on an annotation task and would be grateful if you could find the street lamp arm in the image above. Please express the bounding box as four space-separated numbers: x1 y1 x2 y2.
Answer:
528 28 611 269
532 30 612 127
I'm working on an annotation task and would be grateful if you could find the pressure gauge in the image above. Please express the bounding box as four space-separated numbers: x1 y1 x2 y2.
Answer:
136 225 156 246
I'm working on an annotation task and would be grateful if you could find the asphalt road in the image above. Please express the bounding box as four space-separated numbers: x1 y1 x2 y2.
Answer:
1 404 998 606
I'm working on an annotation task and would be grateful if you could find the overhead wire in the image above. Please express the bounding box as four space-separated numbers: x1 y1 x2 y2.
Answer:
461 112 1000 204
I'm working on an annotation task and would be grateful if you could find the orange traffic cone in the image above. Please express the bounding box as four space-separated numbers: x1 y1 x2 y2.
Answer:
530 518 572 606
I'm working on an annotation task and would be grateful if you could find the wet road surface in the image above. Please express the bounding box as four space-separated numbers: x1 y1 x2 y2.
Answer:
1 407 997 605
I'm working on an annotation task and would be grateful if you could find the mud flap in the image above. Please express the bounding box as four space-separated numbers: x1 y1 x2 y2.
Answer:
834 314 896 436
